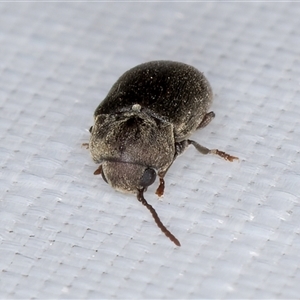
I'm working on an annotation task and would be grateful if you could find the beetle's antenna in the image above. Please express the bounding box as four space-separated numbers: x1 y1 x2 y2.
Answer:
137 189 181 246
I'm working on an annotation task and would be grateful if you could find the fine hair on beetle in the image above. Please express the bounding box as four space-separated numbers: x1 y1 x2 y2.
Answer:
86 60 238 246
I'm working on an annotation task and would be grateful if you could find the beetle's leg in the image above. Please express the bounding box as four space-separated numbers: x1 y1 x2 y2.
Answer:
156 135 231 197
155 141 188 197
82 126 93 149
188 140 238 162
175 140 189 157
94 165 102 175
155 176 165 197
197 111 215 129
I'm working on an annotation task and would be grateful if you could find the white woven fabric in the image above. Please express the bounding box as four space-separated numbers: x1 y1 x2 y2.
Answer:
0 2 299 298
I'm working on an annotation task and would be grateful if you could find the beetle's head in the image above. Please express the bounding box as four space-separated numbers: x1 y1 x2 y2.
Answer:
97 161 156 194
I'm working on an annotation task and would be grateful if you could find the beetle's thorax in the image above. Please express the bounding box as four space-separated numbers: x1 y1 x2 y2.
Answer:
90 105 175 179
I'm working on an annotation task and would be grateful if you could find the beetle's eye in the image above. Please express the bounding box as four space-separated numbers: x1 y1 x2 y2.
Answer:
140 168 156 187
101 170 108 183
89 126 93 133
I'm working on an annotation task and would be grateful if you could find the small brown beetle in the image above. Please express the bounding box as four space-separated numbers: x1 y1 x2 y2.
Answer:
87 61 237 246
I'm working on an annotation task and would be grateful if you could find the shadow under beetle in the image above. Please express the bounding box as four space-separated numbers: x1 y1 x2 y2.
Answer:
86 60 238 246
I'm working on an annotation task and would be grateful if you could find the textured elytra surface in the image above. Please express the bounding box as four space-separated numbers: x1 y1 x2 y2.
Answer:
94 61 212 138
0 2 299 299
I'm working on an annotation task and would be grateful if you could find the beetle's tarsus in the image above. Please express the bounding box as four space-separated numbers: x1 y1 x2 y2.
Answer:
209 149 239 162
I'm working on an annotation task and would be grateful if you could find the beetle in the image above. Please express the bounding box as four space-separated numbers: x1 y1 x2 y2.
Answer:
86 60 237 246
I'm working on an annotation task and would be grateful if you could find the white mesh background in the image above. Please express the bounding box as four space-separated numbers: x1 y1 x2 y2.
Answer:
0 2 299 299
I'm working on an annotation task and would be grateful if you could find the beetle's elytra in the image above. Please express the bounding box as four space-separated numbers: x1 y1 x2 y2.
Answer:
87 60 238 246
